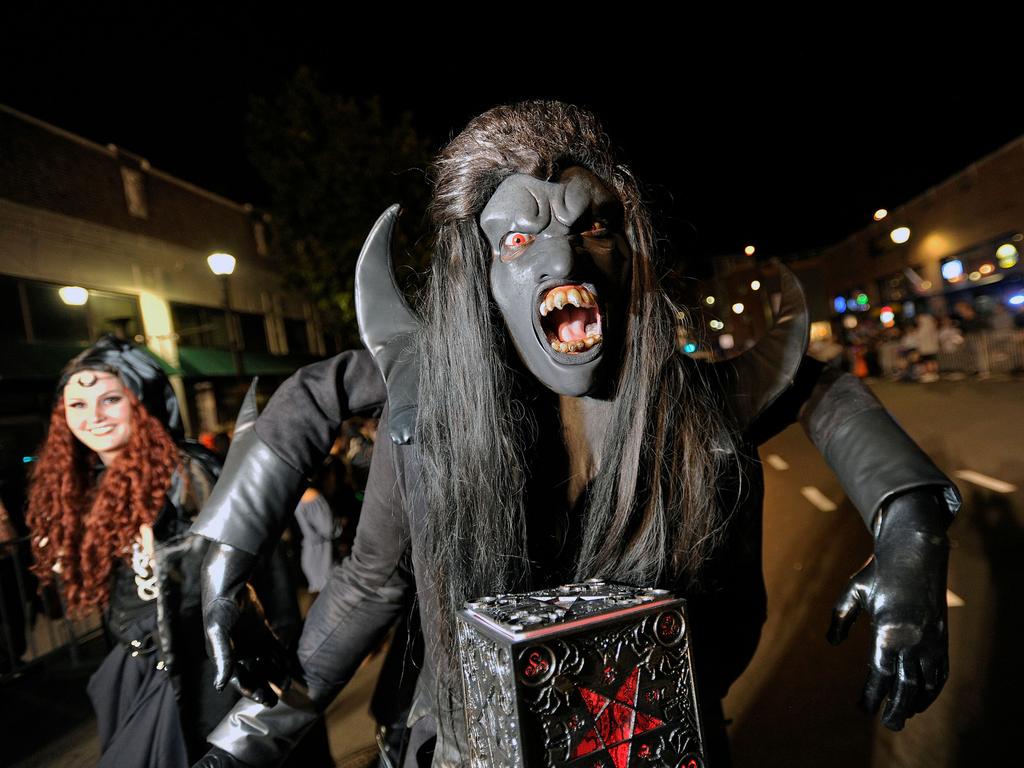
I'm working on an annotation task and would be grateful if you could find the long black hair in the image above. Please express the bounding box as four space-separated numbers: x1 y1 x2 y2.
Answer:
416 101 740 655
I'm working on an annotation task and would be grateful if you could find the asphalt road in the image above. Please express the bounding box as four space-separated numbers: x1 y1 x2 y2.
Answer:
724 376 1023 768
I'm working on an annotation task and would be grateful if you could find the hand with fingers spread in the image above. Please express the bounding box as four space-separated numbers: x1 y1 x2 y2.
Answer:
828 488 951 730
202 542 292 707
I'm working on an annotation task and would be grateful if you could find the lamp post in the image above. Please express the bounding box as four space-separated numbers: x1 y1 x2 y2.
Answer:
207 252 243 380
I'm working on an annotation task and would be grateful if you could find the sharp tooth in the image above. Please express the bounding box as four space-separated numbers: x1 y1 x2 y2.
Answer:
554 291 566 310
579 288 592 306
573 341 584 352
546 294 556 312
539 302 548 317
558 342 568 353
567 288 582 307
584 336 596 348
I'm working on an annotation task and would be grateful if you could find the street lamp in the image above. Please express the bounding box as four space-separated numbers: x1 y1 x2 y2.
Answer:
207 252 236 276
59 286 89 306
890 226 911 244
207 252 243 379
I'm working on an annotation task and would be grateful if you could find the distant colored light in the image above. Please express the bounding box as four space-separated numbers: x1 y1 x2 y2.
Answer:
719 333 735 350
890 226 911 244
709 319 725 330
744 245 756 256
750 280 761 291
207 252 237 276
873 208 888 221
842 315 858 329
941 260 964 281
880 307 895 326
903 301 916 318
833 296 847 313
979 263 995 275
997 243 1019 268
969 271 981 281
920 280 932 291
731 302 745 314
1009 294 1024 306
705 295 716 305
58 286 88 306
856 293 869 306
683 342 698 354
23 455 35 464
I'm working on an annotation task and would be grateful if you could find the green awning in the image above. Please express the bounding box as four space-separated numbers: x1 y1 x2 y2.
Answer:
176 346 319 378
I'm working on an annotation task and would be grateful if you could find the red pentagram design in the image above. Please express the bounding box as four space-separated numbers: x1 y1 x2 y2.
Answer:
571 667 665 768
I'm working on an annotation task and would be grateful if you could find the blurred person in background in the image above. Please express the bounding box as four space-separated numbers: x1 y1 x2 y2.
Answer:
916 312 941 383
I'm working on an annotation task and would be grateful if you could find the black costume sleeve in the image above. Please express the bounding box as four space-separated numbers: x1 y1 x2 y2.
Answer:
254 349 386 474
295 403 413 700
748 355 961 528
191 350 386 554
205 405 413 766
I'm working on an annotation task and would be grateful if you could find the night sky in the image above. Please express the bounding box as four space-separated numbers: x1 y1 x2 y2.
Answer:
2 8 1019 272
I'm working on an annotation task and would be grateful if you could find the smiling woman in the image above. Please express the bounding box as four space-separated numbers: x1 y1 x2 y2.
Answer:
22 335 298 767
62 370 134 465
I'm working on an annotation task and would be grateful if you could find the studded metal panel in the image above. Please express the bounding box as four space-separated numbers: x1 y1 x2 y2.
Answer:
458 582 705 768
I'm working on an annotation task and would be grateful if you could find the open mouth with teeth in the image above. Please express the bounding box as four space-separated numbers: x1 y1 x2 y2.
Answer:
538 283 603 355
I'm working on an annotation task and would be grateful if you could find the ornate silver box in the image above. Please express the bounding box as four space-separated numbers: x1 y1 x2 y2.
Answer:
457 580 705 768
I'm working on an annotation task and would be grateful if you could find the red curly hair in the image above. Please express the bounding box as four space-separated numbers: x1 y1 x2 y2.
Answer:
26 391 181 617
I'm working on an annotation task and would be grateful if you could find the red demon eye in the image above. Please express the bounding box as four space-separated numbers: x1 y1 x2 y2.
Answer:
501 232 535 262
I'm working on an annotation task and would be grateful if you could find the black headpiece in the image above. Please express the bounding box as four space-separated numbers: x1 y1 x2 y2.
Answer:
58 335 184 441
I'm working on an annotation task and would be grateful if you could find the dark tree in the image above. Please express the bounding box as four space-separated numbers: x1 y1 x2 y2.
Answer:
247 68 432 348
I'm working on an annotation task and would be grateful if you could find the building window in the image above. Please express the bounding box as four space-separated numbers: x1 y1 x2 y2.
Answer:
171 303 231 348
120 167 148 219
89 292 143 340
283 318 309 355
253 221 268 257
0 276 28 342
24 281 92 342
4 278 142 344
238 312 268 353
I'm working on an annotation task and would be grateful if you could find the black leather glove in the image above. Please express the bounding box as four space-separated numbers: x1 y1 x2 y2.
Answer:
828 487 951 730
192 745 252 768
201 541 291 707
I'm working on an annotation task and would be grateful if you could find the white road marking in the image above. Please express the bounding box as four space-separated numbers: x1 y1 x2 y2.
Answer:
946 589 965 608
953 470 1018 494
766 454 789 471
800 486 838 512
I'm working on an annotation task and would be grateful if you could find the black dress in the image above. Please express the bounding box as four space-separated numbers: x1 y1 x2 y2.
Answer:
86 447 241 767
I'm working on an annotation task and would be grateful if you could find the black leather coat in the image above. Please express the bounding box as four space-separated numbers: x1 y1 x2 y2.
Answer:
195 349 960 767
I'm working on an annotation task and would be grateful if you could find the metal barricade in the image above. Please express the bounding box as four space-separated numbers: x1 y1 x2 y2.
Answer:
0 535 102 681
941 330 1024 377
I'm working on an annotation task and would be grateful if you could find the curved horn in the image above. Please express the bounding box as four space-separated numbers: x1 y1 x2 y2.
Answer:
234 377 261 434
354 205 422 445
355 204 420 360
715 262 809 428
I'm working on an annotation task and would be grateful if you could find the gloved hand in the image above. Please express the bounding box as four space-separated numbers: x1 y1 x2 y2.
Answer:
202 541 291 707
192 746 252 768
828 488 951 730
